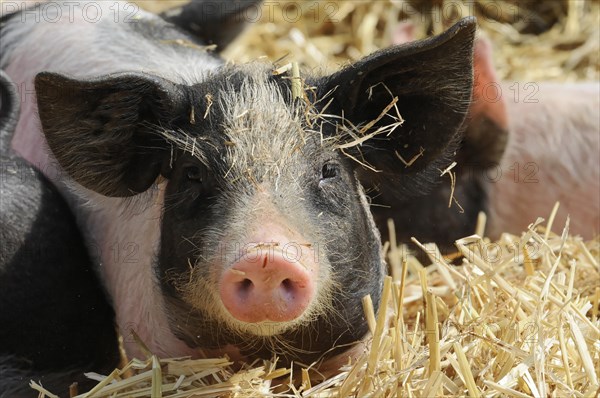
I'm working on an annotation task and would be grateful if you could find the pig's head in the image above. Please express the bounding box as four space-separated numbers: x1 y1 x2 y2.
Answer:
34 18 475 365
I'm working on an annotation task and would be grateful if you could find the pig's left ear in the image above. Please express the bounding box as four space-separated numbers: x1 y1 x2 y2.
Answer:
317 17 476 184
35 72 186 197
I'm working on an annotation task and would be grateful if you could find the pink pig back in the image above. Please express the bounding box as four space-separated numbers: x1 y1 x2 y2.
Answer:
487 82 600 238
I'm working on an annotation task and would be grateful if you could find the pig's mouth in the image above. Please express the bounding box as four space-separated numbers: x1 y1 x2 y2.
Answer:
231 320 300 337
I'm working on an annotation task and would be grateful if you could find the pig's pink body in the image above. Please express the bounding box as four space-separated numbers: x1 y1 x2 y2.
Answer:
487 82 600 238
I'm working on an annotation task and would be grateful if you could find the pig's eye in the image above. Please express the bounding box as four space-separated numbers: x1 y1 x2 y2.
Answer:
186 165 206 182
320 163 339 181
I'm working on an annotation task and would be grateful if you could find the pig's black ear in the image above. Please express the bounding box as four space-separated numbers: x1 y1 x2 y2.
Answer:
317 17 476 192
160 0 264 50
35 72 186 197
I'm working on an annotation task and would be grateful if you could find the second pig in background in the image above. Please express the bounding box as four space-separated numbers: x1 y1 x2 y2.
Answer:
373 21 599 259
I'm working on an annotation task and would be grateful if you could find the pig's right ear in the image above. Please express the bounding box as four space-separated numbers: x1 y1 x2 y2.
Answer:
316 17 476 192
35 72 186 197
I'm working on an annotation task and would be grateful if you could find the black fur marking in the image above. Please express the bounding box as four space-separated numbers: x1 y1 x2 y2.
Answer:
160 0 264 50
0 70 20 152
0 155 119 396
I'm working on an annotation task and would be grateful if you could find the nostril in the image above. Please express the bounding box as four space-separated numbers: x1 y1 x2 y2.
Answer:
238 279 253 295
281 278 293 292
280 278 298 301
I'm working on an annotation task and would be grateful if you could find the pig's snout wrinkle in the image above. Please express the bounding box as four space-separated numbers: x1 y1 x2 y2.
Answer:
219 252 316 323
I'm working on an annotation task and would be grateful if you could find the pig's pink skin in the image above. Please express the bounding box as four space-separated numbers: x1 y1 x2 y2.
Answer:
392 21 416 46
220 246 317 324
470 36 508 131
487 82 600 238
79 182 199 360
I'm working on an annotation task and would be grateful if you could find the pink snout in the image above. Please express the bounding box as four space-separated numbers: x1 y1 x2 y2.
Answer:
219 252 315 323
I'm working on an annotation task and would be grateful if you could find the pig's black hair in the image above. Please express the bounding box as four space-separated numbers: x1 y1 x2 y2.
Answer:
0 70 20 151
0 155 120 395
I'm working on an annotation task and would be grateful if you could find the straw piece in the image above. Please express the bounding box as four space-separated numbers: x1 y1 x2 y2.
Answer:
29 381 60 398
291 62 302 100
566 313 599 386
452 343 481 398
362 295 376 336
151 356 162 398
